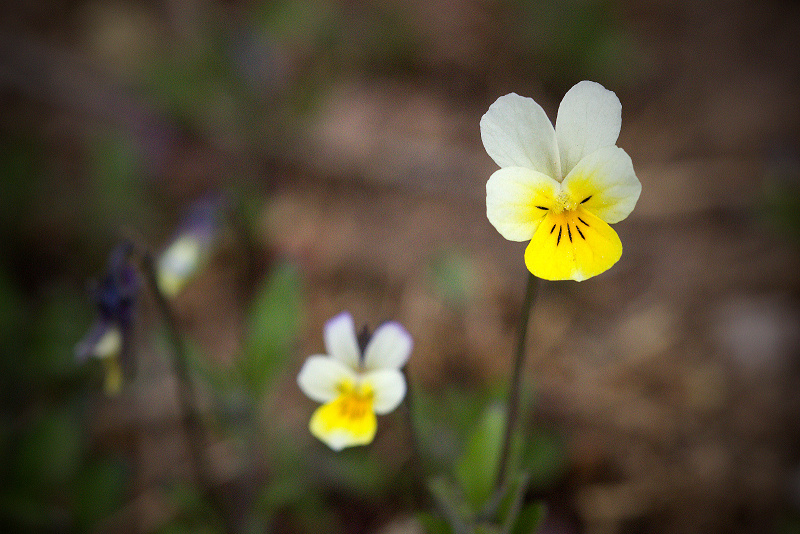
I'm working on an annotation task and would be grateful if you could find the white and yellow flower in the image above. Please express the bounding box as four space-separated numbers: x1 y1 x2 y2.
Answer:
157 234 206 298
156 196 223 298
481 81 641 281
75 321 124 395
297 312 412 451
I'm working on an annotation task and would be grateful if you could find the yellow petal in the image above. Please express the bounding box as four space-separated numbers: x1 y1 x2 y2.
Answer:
309 389 377 451
102 356 123 396
524 208 622 281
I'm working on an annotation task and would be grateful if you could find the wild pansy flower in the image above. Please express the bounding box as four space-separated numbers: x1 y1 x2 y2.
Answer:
481 81 641 281
75 242 139 394
156 197 223 298
297 312 412 451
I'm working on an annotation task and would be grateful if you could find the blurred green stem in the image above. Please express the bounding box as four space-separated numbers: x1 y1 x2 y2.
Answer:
141 252 233 533
495 272 539 491
401 367 426 507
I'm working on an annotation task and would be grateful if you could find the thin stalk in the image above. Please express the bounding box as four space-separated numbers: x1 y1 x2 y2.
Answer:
140 252 232 532
495 272 539 491
401 367 426 508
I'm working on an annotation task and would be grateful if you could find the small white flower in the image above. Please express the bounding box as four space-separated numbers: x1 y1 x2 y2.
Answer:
481 81 641 281
297 312 412 451
157 235 206 298
156 197 223 298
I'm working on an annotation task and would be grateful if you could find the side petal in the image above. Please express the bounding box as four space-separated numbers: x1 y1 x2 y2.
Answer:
562 146 641 224
480 93 561 178
524 209 622 281
363 321 413 371
362 369 406 415
75 322 121 362
309 398 377 451
487 167 561 242
555 81 621 177
324 312 360 368
297 355 357 404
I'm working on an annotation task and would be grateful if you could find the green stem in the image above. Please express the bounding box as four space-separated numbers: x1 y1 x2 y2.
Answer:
495 272 539 491
140 252 233 533
401 367 426 508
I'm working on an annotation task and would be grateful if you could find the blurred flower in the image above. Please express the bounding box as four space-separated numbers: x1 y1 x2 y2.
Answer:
297 312 412 451
75 241 139 395
156 197 223 298
481 81 641 281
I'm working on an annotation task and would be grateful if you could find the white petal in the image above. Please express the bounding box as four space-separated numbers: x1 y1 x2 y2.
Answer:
362 369 407 414
480 93 561 178
562 146 641 224
324 312 360 368
297 355 356 403
556 81 621 177
363 321 413 371
486 166 561 241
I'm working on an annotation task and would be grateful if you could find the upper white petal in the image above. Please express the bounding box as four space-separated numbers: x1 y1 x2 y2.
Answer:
480 93 561 179
486 166 561 241
363 321 413 371
324 312 360 369
562 146 641 224
555 81 621 177
297 355 356 403
362 369 407 414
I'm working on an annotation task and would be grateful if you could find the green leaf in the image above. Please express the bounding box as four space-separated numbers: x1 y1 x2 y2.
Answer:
417 512 453 534
454 404 506 511
427 476 473 534
510 502 547 534
239 263 302 395
498 472 531 534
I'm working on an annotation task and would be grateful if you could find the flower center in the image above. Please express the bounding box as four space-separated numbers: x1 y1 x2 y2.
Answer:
335 381 374 421
550 191 576 215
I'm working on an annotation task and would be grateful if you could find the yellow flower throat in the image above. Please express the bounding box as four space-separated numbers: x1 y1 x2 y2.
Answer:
535 193 593 246
334 381 374 421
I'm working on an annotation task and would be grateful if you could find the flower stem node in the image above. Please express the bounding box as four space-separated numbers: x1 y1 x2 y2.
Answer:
297 312 412 451
481 81 641 281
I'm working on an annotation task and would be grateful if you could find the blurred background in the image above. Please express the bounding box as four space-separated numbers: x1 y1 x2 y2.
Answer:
1 0 799 532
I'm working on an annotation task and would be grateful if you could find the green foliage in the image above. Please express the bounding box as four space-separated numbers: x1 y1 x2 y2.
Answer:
417 388 553 534
87 132 150 234
429 470 547 534
761 165 800 244
455 404 505 510
156 483 225 534
511 502 547 534
414 385 497 473
238 262 302 395
12 408 82 489
428 249 477 308
72 459 128 530
521 430 567 491
508 0 648 86
428 476 474 534
417 512 453 534
27 288 94 384
0 134 40 243
0 267 129 533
